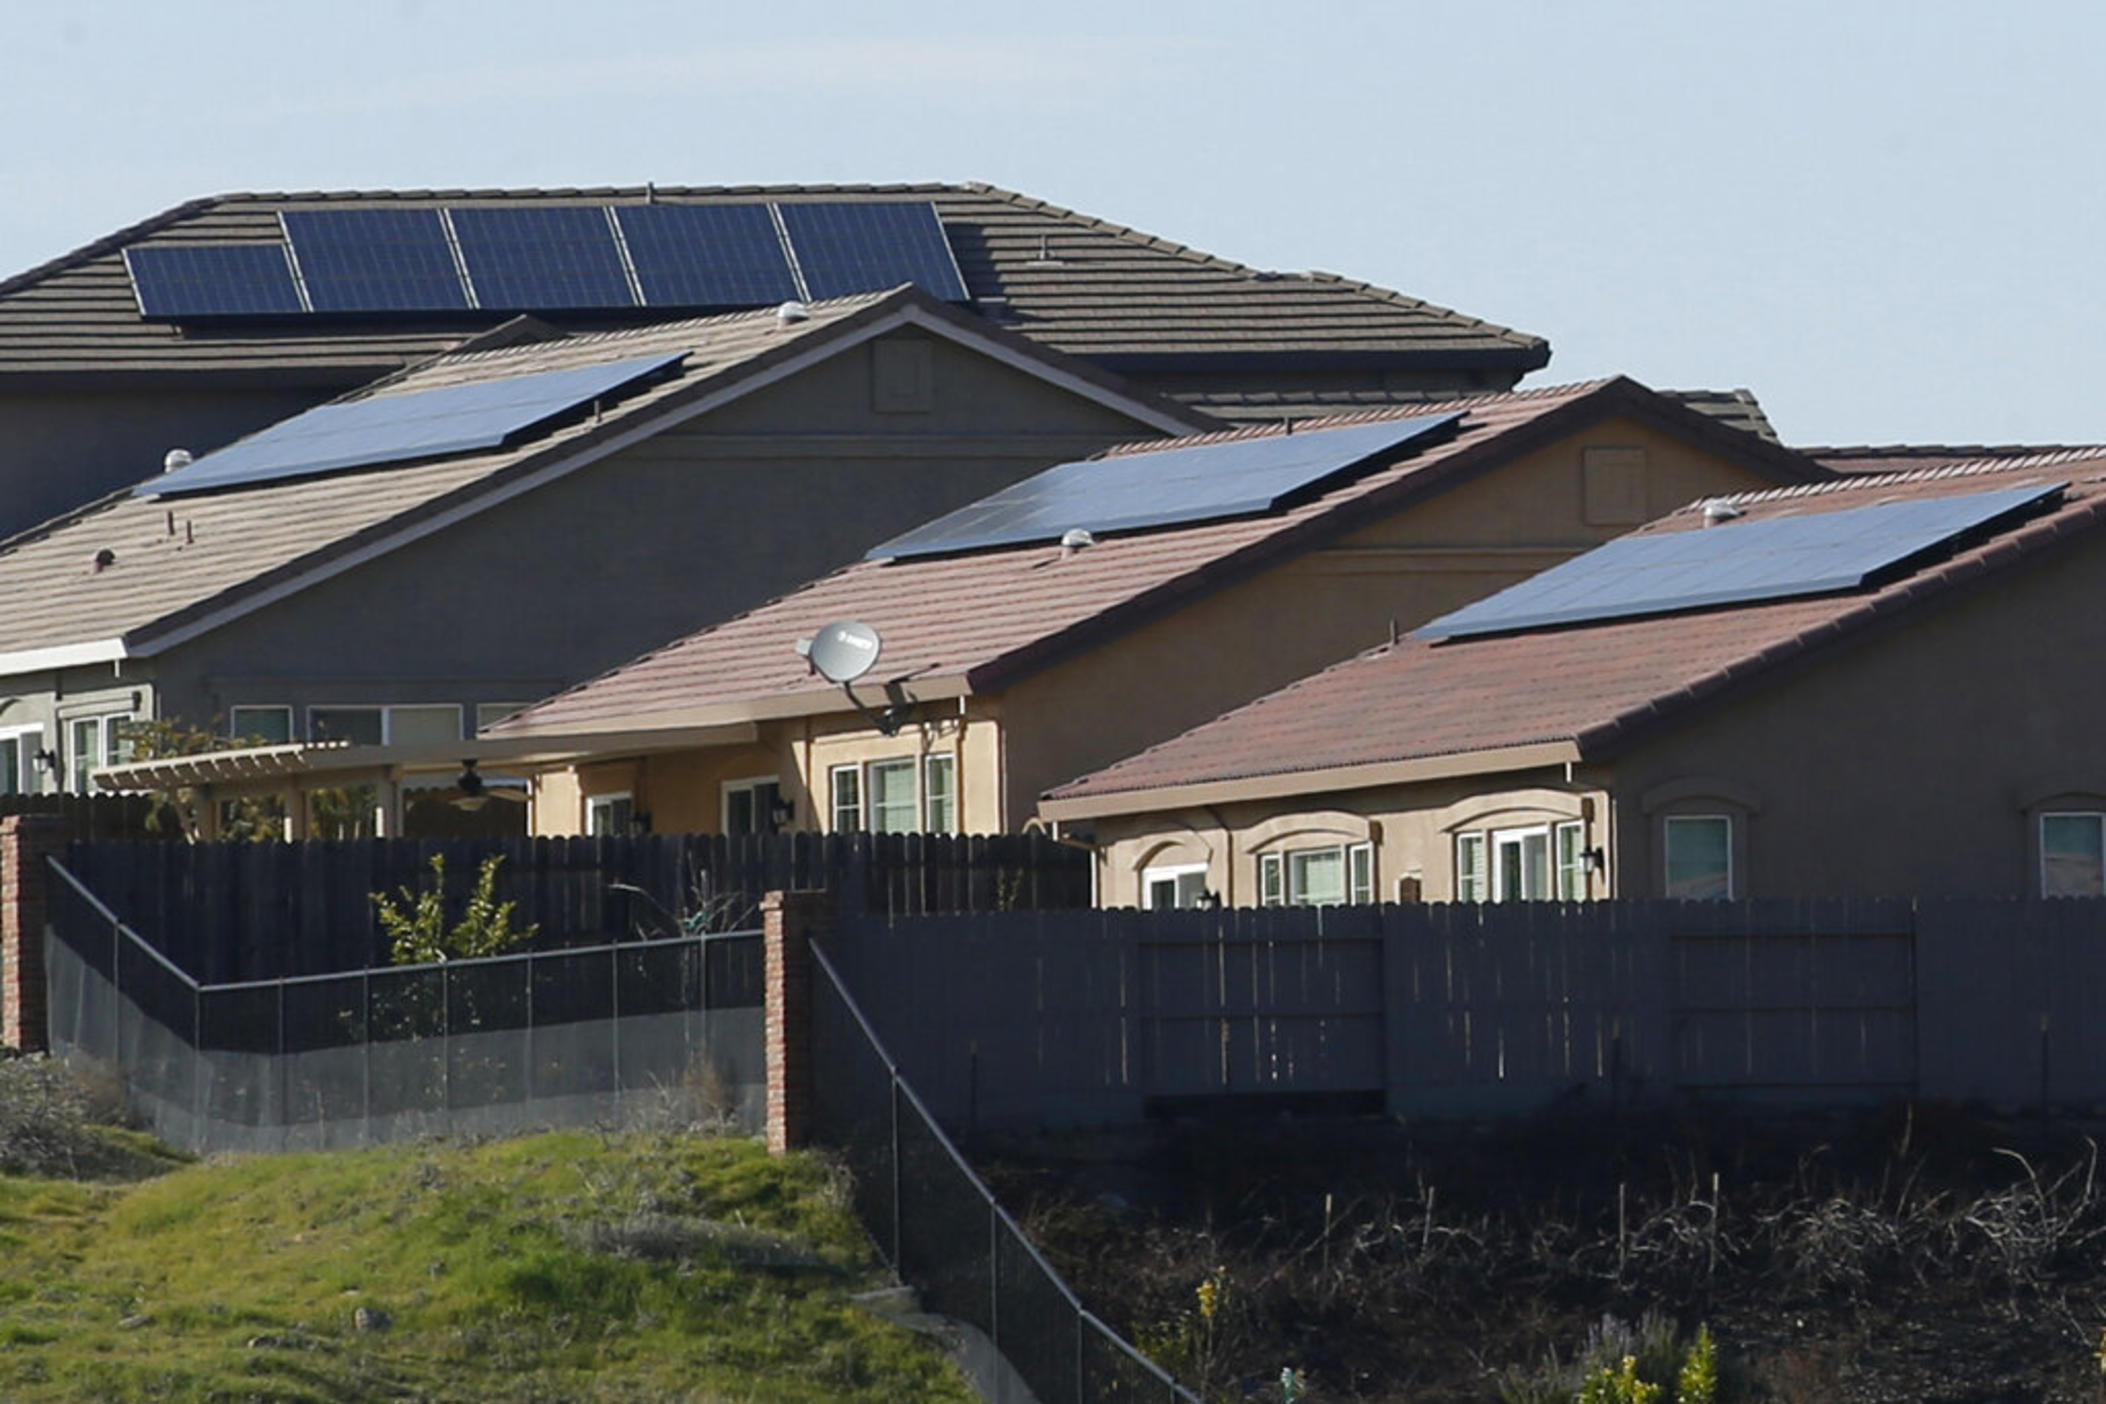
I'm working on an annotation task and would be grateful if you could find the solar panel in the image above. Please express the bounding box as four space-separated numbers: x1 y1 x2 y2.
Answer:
282 209 470 313
779 201 969 302
449 207 636 311
615 204 803 308
143 351 687 498
1416 482 2065 641
867 411 1464 560
125 244 307 318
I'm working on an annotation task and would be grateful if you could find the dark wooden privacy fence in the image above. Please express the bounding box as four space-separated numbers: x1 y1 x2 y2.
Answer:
61 831 1089 984
825 897 2106 1127
2 793 168 839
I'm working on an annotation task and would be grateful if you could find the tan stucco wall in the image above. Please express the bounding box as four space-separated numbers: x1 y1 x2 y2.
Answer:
1089 774 1606 907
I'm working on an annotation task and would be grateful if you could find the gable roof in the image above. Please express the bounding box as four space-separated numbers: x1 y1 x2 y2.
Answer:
487 376 1829 739
0 183 1549 389
1041 453 2106 817
0 285 1204 677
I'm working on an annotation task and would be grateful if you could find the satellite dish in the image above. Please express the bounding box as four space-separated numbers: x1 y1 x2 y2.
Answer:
805 621 882 684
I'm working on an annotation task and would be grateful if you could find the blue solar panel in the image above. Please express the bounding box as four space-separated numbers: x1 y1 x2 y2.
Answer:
615 204 802 308
779 201 969 302
867 412 1464 560
142 351 687 498
125 244 307 318
1416 482 2065 641
282 209 470 313
450 207 636 311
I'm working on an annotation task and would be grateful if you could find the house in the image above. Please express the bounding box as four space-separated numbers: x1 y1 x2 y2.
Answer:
395 376 1830 841
0 183 1550 538
0 284 1213 817
1039 454 2106 906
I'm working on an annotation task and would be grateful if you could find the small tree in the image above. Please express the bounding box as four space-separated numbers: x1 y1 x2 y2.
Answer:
375 853 538 965
116 717 284 841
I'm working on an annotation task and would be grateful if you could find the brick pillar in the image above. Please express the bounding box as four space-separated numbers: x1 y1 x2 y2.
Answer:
2 815 69 1053
763 889 832 1154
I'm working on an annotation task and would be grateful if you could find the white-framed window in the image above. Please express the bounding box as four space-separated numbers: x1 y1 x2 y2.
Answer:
309 703 462 747
1492 826 1551 902
924 753 956 833
1143 862 1211 910
2041 812 2106 897
1456 832 1488 902
0 725 42 796
586 793 635 837
68 712 135 794
228 705 293 745
723 776 783 836
1555 820 1587 901
1663 814 1734 900
1259 842 1374 908
826 753 960 833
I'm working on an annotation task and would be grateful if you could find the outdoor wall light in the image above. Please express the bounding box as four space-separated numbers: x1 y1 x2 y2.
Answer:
1585 846 1607 873
30 747 57 775
768 796 797 830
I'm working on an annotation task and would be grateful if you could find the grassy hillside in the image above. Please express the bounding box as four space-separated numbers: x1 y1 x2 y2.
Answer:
0 1124 973 1403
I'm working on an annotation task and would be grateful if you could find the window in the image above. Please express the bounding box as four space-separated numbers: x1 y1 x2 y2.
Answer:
0 726 40 796
1456 832 1488 902
475 702 527 734
68 713 134 793
1664 815 1733 900
1259 842 1374 907
868 758 918 833
2041 812 2106 897
586 793 635 837
1493 826 1552 901
723 776 783 836
1555 820 1587 900
826 753 959 833
229 706 293 745
309 704 462 746
1143 862 1211 910
924 754 956 833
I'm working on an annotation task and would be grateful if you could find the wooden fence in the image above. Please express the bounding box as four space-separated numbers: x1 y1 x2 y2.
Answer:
824 897 2106 1127
59 831 1090 983
2 793 168 839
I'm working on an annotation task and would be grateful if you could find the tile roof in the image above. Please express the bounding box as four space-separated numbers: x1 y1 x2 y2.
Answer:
1164 386 1779 440
1044 456 2106 810
488 377 1828 738
0 184 1549 382
1806 443 2106 476
0 287 1181 668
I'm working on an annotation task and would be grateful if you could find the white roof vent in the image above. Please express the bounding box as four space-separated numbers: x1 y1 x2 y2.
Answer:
1701 498 1744 526
776 301 812 326
1060 527 1096 552
163 448 194 473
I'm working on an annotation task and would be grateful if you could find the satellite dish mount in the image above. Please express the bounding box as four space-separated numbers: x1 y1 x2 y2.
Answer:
796 621 914 737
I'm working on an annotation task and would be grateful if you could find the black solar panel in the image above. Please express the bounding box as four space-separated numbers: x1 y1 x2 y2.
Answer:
779 201 968 302
868 411 1464 560
615 203 803 308
1416 481 2065 640
126 244 307 319
282 209 470 313
142 351 687 497
450 207 637 311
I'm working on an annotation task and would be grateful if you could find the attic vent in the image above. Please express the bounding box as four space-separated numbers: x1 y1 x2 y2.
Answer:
1701 499 1744 526
776 301 811 326
163 448 193 474
90 547 116 573
1060 527 1096 553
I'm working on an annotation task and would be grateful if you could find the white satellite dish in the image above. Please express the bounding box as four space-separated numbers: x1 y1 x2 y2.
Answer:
804 620 883 685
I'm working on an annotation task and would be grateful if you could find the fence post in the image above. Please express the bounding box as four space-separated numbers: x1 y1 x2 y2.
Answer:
2 815 68 1052
762 889 831 1154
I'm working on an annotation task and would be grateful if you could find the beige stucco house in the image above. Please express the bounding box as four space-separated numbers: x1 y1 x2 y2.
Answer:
1040 453 2106 906
440 377 1826 840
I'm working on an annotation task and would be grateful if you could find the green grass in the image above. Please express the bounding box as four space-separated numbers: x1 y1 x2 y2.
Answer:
0 1129 973 1403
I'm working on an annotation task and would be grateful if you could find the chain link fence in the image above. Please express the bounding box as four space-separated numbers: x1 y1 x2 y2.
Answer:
810 939 1199 1404
45 859 764 1154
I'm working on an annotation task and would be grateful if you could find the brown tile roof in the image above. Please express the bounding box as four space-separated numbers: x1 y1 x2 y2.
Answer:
0 184 1549 382
1807 443 2106 476
1044 457 2106 811
0 287 1182 668
1165 386 1779 441
489 377 1829 738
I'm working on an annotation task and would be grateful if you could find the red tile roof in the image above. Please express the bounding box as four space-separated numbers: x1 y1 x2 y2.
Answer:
489 377 1828 737
1043 456 2106 811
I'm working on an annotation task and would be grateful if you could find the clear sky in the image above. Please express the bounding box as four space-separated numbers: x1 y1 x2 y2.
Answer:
3 0 2098 447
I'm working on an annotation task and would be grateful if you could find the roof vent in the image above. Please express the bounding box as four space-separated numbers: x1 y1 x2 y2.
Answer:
1060 527 1095 553
1701 498 1744 526
776 301 812 326
90 547 116 574
163 448 193 474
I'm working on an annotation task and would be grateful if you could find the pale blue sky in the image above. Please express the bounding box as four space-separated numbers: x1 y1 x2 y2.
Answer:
3 1 2098 446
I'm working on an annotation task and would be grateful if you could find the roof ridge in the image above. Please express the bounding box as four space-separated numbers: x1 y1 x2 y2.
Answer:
1806 441 2106 458
0 194 220 298
1668 453 2106 515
